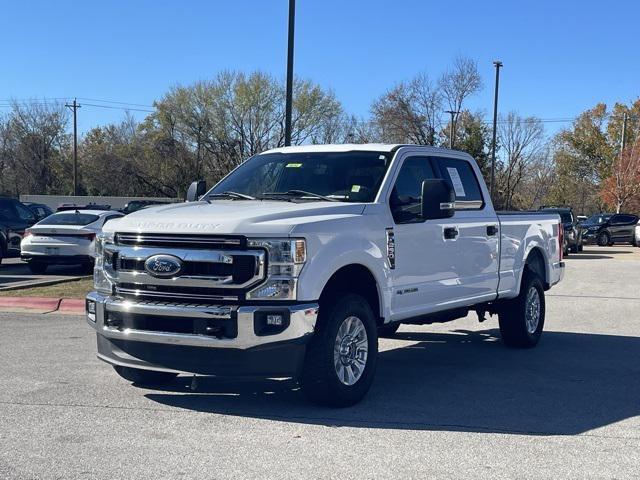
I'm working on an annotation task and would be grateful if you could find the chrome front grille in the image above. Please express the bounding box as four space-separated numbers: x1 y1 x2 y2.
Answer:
115 233 243 249
106 233 266 303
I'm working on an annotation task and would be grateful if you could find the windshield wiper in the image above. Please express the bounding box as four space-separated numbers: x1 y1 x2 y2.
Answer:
208 191 257 200
261 190 339 202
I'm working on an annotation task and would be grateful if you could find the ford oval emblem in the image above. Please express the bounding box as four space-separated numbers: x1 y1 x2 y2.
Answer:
144 254 183 278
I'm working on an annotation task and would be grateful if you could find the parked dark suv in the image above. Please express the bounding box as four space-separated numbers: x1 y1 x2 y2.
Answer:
0 197 37 265
539 206 583 255
581 213 639 246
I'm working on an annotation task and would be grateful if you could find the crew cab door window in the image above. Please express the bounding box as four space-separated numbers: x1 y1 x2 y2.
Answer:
390 157 436 223
433 157 484 210
15 203 35 223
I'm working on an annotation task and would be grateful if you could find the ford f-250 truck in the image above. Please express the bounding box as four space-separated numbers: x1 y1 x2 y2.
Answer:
86 144 565 406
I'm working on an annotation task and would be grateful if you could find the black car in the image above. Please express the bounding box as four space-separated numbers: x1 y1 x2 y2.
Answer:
581 213 639 246
539 206 583 254
23 202 54 222
121 199 171 215
0 197 37 265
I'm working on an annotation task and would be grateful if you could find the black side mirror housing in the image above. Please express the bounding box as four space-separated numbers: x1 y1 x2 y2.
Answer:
421 179 455 220
186 180 207 202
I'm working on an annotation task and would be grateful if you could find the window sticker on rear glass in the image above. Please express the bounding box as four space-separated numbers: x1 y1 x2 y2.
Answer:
446 167 466 197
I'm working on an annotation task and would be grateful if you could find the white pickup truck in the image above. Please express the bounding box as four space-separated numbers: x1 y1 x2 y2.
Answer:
86 144 565 406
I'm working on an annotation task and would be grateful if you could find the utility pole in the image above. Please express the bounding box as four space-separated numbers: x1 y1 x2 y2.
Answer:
621 111 628 152
284 0 296 146
445 110 459 149
489 60 502 199
65 98 81 195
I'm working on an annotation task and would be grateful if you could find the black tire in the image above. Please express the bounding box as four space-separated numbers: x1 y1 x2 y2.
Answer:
0 244 4 266
113 365 177 386
570 243 579 254
378 322 401 338
28 262 47 274
80 261 95 275
498 270 545 348
597 231 610 247
300 294 378 407
578 244 584 252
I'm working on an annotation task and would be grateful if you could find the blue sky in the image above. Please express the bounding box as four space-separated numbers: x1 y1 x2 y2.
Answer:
1 0 638 136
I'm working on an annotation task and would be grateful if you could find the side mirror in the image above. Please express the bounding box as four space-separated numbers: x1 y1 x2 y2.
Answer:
421 179 455 220
186 180 207 202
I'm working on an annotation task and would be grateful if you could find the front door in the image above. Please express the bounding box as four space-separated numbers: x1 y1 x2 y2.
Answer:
388 155 460 319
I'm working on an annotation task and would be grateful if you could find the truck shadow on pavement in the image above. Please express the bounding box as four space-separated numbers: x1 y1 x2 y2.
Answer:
145 328 640 435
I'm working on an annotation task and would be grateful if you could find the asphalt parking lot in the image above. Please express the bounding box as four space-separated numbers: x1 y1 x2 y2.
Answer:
0 257 89 291
1 245 639 479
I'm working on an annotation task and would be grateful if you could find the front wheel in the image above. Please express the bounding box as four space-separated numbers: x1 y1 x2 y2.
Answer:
113 366 177 386
498 271 545 348
597 231 610 247
300 294 378 407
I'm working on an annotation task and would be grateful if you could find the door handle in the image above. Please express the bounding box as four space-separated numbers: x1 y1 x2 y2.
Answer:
444 227 459 240
486 225 498 236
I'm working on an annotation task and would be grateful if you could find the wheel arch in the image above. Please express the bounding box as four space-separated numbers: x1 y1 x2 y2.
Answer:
318 263 384 326
524 246 549 290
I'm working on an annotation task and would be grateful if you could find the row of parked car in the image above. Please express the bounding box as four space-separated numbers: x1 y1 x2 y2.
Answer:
0 197 171 273
539 206 640 256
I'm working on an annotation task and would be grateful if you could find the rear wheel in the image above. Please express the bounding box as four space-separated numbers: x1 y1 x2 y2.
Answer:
113 366 177 386
300 294 378 407
378 322 400 338
28 262 47 274
498 270 545 348
570 243 579 253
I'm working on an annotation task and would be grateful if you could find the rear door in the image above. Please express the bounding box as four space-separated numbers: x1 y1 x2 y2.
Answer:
431 156 500 304
609 214 639 242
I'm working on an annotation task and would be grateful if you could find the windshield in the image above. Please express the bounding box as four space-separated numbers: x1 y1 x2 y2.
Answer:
542 209 573 224
40 213 100 226
584 214 611 225
208 151 393 202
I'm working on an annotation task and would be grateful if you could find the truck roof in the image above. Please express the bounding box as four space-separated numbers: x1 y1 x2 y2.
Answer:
261 143 468 156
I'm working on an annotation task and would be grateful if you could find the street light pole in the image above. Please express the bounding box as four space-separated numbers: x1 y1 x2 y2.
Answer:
489 60 502 199
284 0 296 147
65 98 81 196
445 110 459 149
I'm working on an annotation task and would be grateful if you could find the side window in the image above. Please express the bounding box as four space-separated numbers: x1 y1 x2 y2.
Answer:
433 157 484 210
15 203 35 222
390 156 435 223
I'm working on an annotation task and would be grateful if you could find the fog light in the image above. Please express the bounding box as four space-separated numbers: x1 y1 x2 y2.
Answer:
87 300 96 314
254 310 290 336
267 314 284 326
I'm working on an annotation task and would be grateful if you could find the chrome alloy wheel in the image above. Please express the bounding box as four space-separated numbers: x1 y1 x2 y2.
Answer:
333 316 368 386
525 286 541 334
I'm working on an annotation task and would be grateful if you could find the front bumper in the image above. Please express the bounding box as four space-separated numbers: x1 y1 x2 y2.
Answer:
85 292 319 377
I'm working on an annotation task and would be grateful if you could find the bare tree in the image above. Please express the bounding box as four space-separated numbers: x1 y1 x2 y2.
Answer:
439 56 483 142
371 74 441 145
496 112 545 210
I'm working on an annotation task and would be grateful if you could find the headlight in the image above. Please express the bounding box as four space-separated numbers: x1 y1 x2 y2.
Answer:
246 238 306 300
93 232 115 295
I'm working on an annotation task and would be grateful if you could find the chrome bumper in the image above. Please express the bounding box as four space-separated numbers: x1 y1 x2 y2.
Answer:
86 291 319 350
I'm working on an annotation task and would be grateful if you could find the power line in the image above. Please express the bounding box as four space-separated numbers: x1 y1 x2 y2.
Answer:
77 97 154 108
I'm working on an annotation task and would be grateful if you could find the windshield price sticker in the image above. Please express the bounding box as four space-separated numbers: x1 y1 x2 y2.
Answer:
446 167 466 197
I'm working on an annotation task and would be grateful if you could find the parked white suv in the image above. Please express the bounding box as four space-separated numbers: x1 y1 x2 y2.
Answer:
86 144 564 406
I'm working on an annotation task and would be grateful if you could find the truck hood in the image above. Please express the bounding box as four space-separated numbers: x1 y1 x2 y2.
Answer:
104 200 366 236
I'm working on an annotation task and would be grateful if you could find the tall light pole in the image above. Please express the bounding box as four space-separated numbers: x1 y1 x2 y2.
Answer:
284 0 296 146
489 60 502 199
65 98 81 196
445 110 459 149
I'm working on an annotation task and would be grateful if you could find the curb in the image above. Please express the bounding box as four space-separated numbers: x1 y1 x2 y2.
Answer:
0 297 85 315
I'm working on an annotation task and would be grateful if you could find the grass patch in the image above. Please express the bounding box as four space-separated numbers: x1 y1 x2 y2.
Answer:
0 277 93 298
